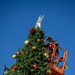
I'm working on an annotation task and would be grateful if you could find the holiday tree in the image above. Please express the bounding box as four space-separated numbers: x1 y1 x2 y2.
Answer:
3 16 69 75
3 16 51 75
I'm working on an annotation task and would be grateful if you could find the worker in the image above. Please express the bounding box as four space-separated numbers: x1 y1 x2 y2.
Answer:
45 36 59 59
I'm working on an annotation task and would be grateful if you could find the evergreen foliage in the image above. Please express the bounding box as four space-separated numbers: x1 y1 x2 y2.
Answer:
3 27 50 75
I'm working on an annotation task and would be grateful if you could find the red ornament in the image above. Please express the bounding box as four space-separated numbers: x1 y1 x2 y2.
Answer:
33 64 38 69
47 58 51 63
30 29 35 34
13 66 18 70
16 52 20 55
59 57 63 62
49 44 52 48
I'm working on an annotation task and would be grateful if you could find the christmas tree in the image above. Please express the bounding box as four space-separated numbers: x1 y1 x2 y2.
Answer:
3 16 51 75
3 16 69 75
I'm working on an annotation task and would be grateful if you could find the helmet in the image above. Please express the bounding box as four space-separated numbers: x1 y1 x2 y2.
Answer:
47 36 53 42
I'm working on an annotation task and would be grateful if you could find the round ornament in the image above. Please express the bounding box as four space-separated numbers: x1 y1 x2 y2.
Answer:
55 61 59 65
43 39 46 42
33 64 38 69
25 52 28 56
37 39 40 42
26 52 28 55
44 53 49 58
47 58 51 63
11 69 15 72
12 55 16 58
24 40 29 45
49 44 52 48
16 52 20 55
13 66 18 70
30 29 35 35
32 46 36 50
59 57 63 62
64 65 68 70
47 70 51 74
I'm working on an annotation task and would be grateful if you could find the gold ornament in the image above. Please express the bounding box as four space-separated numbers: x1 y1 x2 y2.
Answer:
12 55 16 58
25 52 28 55
32 46 36 50
37 39 40 42
44 53 49 58
55 61 59 65
11 69 15 72
24 40 29 45
47 70 51 74
44 39 46 42
64 65 68 70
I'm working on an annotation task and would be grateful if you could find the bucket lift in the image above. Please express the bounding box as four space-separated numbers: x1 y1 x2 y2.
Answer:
47 44 69 75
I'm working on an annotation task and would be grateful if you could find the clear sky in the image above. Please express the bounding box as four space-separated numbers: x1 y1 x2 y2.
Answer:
0 0 75 75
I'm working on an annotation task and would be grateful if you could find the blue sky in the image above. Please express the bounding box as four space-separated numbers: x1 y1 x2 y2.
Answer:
0 0 75 75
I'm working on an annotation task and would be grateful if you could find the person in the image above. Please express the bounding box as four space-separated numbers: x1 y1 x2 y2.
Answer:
45 36 53 53
45 36 59 59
